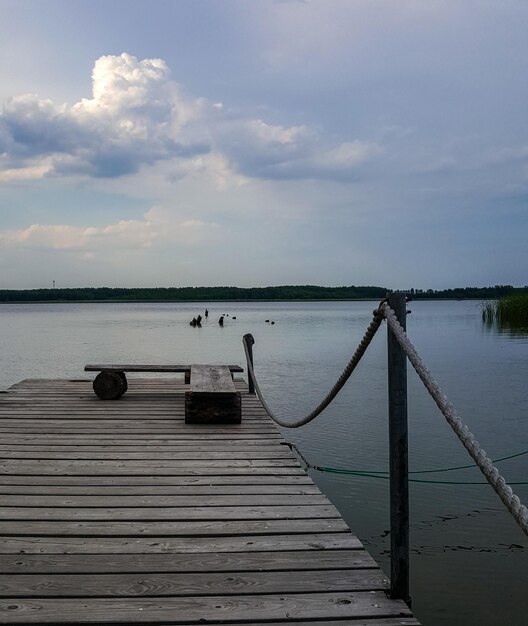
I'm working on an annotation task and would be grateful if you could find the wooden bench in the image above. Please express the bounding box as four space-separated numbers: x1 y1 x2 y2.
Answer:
185 364 241 424
84 363 243 400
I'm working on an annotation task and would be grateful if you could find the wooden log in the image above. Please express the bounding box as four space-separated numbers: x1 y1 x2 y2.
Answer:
92 372 127 400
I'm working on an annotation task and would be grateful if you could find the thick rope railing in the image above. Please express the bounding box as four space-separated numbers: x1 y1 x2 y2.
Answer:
243 307 384 428
380 302 528 536
243 299 528 536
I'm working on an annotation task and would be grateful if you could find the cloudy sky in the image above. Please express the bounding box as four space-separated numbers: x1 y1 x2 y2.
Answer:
1 0 527 290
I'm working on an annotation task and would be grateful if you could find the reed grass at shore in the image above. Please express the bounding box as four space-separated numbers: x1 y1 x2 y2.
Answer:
482 293 528 327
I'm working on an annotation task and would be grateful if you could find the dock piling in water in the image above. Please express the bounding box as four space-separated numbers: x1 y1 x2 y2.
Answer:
387 292 410 605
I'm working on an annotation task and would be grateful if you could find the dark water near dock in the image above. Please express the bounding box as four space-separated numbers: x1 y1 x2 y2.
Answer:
1 300 526 625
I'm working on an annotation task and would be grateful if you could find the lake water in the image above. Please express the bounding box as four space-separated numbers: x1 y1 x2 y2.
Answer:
0 299 526 625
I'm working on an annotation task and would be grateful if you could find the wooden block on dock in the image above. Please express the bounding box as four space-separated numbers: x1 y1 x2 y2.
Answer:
185 365 242 424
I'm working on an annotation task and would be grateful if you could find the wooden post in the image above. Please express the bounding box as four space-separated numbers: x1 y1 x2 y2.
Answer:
243 333 255 395
387 292 410 605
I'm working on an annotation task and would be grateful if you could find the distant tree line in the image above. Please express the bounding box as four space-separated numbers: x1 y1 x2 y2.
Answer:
407 285 526 299
0 284 525 303
0 285 386 302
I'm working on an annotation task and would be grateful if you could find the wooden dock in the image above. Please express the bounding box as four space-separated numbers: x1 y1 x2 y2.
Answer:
0 375 419 625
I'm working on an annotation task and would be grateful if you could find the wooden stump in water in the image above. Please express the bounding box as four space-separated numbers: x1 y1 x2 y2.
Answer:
93 371 128 400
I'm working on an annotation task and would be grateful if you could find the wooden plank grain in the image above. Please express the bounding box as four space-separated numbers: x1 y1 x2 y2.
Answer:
84 364 243 373
0 504 341 520
0 550 378 574
0 456 298 468
0 435 283 443
0 475 313 486
0 460 305 476
0 440 283 448
0 532 362 554
0 494 330 507
0 485 321 496
0 448 291 459
0 591 412 623
189 365 236 393
0 569 389 597
0 446 294 461
0 518 348 536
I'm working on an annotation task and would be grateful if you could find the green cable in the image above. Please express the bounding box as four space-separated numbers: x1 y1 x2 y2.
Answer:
314 465 528 485
312 448 528 477
409 448 528 474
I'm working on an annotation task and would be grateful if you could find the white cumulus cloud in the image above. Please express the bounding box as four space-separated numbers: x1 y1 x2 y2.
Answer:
0 206 217 253
0 53 382 182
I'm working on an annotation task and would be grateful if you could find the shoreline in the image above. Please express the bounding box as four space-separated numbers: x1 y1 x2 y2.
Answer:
0 297 491 304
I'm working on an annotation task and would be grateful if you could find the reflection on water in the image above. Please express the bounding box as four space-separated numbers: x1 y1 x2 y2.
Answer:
482 317 528 338
481 295 528 337
0 300 527 625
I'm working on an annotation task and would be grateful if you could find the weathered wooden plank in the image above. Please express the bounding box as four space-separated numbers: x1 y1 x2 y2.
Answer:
0 418 267 426
0 435 283 443
0 518 347 536
0 450 293 460
0 438 282 447
0 569 389 597
0 420 270 426
0 408 266 416
0 450 294 460
0 411 258 415
0 485 321 496
0 494 329 507
0 460 303 475
188 365 234 393
0 469 307 479
0 533 362 553
0 592 412 623
0 445 286 454
0 457 300 467
0 428 278 435
0 504 340 520
0 475 313 486
0 550 377 574
84 364 243 373
0 399 258 404
0 408 262 414
0 409 270 416
0 398 255 404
